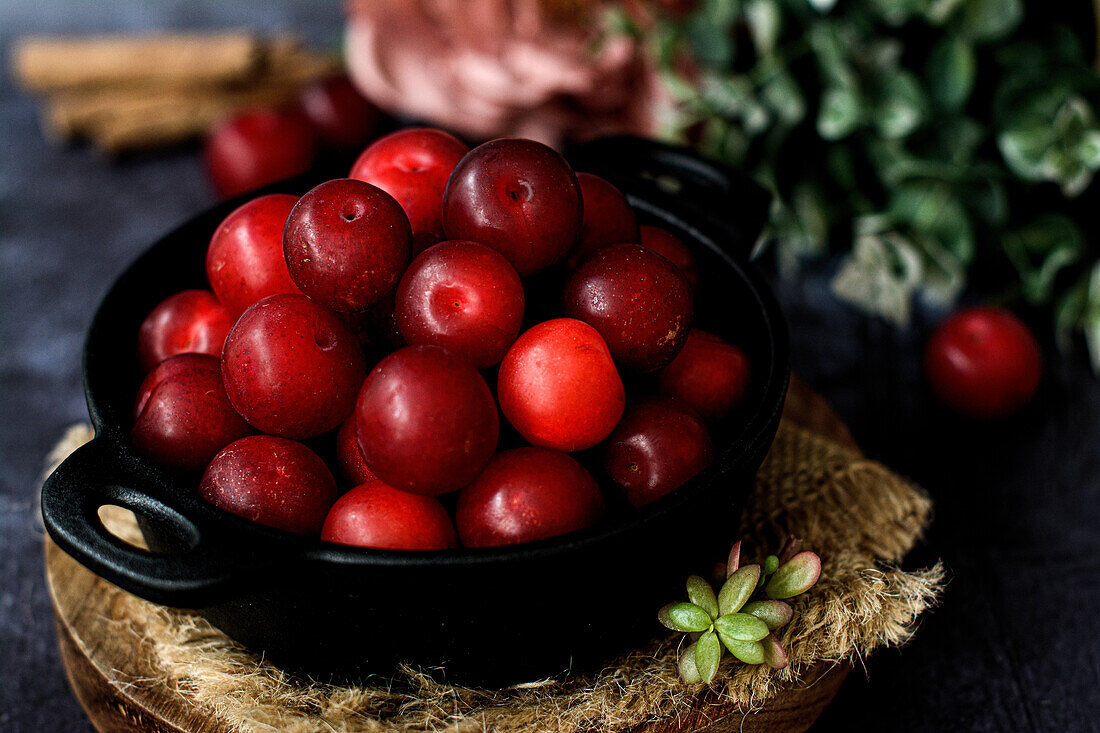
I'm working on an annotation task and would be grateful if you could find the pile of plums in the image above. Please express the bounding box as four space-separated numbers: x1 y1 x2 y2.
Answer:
133 128 752 551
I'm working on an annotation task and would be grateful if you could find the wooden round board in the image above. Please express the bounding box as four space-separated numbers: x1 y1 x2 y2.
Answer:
46 375 854 733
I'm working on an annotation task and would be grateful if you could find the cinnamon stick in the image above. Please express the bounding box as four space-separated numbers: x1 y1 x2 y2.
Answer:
45 44 338 142
76 47 339 153
13 33 263 91
86 87 299 153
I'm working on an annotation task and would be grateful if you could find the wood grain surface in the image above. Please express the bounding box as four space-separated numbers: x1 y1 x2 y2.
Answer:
47 375 854 733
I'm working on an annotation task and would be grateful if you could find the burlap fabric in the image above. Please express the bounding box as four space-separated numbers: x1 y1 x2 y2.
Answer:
46 414 943 733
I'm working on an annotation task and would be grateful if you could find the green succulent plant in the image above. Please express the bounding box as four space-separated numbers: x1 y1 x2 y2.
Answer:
658 538 821 684
622 0 1100 372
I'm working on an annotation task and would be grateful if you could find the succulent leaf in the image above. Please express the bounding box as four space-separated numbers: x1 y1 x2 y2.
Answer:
726 540 742 576
766 552 822 599
661 538 820 681
678 640 703 683
742 600 794 630
777 537 802 565
659 602 713 632
714 612 771 642
761 634 789 669
718 634 766 664
686 575 720 619
694 630 722 684
718 564 761 615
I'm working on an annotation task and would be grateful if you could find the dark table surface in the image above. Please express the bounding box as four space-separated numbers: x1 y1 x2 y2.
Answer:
2 2 1098 731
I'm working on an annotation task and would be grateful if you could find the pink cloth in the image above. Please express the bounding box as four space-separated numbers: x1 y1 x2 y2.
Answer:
344 0 665 147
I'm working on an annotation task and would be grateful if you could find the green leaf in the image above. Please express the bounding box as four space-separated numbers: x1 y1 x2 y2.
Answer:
745 0 781 56
766 552 822 599
687 575 720 619
694 630 722 683
927 36 975 111
659 602 714 632
1056 261 1100 374
678 640 702 683
762 71 806 125
699 75 754 117
718 564 761 615
742 600 794 629
1085 264 1100 373
763 555 780 576
914 232 967 306
889 183 975 266
875 71 928 139
795 182 830 243
818 86 862 140
957 0 1023 42
1076 130 1100 169
830 229 923 327
998 126 1054 180
808 22 847 79
761 634 789 669
714 612 771 641
863 39 903 72
718 634 766 664
1002 216 1084 304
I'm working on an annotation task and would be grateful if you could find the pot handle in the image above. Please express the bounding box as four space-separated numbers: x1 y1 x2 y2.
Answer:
41 438 257 607
566 136 772 260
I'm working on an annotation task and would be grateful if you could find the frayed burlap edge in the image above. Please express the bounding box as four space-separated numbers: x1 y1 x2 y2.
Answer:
47 420 943 733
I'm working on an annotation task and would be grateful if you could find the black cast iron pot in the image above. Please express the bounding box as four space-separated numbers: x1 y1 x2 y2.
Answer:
41 136 787 686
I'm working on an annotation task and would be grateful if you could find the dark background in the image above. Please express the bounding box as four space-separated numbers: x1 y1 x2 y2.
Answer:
1 2 1097 731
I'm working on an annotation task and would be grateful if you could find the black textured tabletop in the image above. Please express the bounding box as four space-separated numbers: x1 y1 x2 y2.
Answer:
2 2 1098 731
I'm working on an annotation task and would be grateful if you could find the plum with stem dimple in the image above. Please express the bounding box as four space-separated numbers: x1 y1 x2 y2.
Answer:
442 138 582 275
395 240 525 369
283 178 411 313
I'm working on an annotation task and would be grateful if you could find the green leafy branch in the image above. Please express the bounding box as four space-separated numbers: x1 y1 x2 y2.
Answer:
630 0 1100 372
658 538 820 684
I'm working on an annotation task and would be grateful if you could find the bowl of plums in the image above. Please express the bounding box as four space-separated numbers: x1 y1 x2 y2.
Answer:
41 131 787 685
